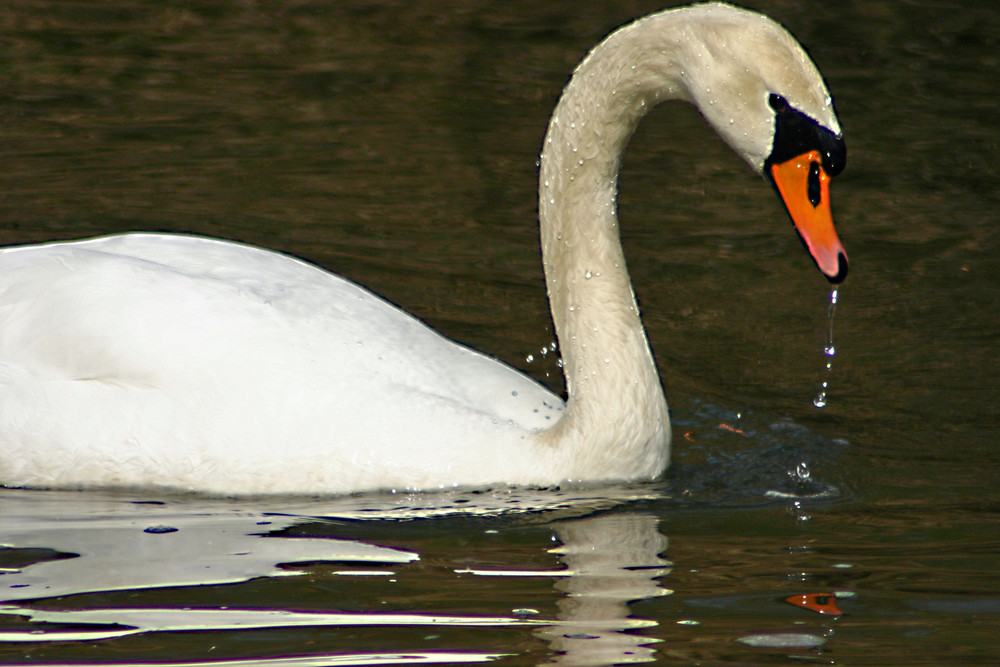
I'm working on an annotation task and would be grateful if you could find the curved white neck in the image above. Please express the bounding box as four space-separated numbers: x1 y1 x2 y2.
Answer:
535 17 690 474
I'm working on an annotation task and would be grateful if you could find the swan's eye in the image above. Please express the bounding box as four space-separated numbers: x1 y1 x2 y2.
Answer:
807 161 822 207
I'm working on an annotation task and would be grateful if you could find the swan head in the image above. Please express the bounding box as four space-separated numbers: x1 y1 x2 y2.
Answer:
659 3 848 282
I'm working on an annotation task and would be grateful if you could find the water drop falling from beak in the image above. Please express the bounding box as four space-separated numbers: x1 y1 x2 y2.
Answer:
813 287 839 409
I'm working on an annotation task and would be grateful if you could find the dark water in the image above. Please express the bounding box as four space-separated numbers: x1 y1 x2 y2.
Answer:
1 1 998 664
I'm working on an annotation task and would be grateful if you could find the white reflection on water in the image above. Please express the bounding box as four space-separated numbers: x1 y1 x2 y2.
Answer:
0 647 504 666
539 513 670 665
454 513 670 664
0 508 417 601
0 606 534 642
0 488 668 665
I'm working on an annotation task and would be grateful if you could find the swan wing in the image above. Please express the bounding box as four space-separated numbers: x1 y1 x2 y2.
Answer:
0 234 562 492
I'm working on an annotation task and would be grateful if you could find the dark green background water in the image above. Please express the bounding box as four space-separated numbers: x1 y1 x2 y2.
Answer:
0 1 997 664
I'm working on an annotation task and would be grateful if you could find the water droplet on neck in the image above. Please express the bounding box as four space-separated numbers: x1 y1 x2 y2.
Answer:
813 287 840 408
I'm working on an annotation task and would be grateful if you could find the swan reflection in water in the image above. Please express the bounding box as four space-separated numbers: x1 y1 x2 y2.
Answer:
0 489 669 665
539 512 670 665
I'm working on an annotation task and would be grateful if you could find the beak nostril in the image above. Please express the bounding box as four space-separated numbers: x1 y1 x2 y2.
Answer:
807 162 822 207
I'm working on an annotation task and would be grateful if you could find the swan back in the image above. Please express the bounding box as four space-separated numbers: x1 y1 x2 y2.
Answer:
0 235 566 494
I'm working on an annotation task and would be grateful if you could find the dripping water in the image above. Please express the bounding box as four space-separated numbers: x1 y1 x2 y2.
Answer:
813 287 839 408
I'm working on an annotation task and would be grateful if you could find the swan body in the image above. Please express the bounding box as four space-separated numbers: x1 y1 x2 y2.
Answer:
0 3 847 495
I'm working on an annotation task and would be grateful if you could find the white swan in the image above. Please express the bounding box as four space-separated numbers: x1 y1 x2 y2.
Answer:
0 3 847 496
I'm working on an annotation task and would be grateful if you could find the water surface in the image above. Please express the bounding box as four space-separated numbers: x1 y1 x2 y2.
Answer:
1 1 998 664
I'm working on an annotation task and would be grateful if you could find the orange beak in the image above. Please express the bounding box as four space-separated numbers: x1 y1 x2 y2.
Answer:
768 150 848 283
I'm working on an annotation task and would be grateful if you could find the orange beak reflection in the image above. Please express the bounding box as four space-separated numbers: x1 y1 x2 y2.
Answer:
769 150 848 283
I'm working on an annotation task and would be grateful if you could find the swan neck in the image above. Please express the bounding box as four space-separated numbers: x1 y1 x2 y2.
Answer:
536 21 683 472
